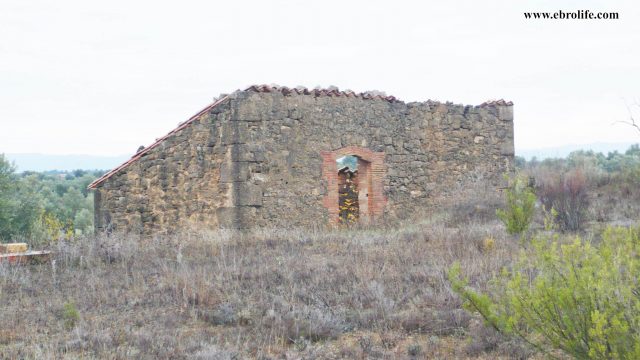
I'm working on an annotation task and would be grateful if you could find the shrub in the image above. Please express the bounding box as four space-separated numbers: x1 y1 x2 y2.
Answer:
481 236 495 253
536 169 589 231
496 175 536 235
205 302 236 326
407 343 422 356
449 226 640 359
62 302 80 330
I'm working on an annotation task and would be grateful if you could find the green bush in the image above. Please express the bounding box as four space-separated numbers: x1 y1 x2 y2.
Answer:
449 226 640 359
62 302 80 330
496 175 536 235
0 155 17 240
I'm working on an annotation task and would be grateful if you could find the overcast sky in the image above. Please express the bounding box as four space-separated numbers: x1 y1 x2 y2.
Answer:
1 0 639 156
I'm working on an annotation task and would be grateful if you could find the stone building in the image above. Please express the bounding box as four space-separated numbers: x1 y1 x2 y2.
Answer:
88 85 514 233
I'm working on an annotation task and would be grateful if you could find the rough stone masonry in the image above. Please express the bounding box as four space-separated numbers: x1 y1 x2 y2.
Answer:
89 85 514 234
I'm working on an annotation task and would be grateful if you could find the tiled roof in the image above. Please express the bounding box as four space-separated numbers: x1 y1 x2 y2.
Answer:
245 84 400 102
479 99 514 107
246 85 513 107
87 85 513 189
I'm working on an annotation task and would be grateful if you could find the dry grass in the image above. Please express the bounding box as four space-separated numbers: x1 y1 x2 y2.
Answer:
0 214 530 359
524 165 640 232
589 177 640 228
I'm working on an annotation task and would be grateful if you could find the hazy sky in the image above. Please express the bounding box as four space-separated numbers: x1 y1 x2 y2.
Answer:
1 0 639 156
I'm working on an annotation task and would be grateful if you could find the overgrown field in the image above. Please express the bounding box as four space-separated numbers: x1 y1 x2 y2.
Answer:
2 180 640 359
2 145 640 359
1 215 537 359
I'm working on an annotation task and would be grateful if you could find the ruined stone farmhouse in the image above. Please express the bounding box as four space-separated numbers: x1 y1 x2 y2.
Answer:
88 85 514 234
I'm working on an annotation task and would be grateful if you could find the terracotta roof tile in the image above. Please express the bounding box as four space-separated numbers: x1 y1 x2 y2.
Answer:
245 84 400 102
479 99 514 107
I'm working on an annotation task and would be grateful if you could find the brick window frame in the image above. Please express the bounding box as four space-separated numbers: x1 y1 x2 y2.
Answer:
321 146 386 224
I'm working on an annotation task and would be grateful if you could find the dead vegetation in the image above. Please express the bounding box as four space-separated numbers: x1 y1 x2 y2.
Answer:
3 163 638 358
0 213 530 359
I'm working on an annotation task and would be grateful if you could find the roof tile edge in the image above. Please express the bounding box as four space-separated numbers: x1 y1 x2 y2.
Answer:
244 84 513 107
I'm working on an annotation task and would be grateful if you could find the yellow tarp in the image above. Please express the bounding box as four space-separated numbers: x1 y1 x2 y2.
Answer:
0 243 28 254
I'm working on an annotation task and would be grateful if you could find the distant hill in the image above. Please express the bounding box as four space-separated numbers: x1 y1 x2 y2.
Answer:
4 153 130 172
5 142 639 172
516 142 639 160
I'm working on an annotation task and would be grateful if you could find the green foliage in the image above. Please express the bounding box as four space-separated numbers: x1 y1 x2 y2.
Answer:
449 227 640 359
62 302 80 330
517 144 640 185
496 175 536 235
0 154 101 243
542 205 558 231
448 263 502 331
0 154 17 239
0 155 41 239
74 208 94 235
514 156 526 169
11 176 46 238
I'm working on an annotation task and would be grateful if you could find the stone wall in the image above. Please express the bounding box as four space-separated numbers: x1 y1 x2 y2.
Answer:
92 87 514 233
93 106 229 233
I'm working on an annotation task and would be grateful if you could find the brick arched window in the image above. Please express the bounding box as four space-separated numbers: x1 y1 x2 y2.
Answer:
321 146 386 224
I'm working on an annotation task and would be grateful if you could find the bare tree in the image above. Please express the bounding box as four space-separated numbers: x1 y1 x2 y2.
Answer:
614 100 640 134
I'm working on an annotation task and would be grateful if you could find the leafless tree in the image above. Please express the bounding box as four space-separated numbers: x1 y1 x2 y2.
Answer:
614 100 640 134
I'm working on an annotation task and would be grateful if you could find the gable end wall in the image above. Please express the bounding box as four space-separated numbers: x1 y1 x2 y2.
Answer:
95 91 514 233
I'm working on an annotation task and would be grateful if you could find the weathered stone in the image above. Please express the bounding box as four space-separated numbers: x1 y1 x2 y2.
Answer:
235 100 264 121
450 114 465 130
221 123 250 144
91 86 514 234
288 108 303 120
234 144 266 162
233 183 263 206
216 207 258 228
498 106 513 121
500 141 515 156
220 163 251 182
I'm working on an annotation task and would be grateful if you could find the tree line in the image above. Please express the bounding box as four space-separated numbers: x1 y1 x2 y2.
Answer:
0 154 102 244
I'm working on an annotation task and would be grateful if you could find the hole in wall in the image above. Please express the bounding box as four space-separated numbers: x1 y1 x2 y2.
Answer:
337 156 359 224
336 155 371 224
336 155 358 172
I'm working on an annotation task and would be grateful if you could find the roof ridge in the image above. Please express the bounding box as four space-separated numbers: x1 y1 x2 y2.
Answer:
479 99 514 107
244 84 400 103
244 84 514 107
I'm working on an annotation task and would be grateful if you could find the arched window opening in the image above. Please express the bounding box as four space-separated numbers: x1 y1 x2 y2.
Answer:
321 146 386 225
